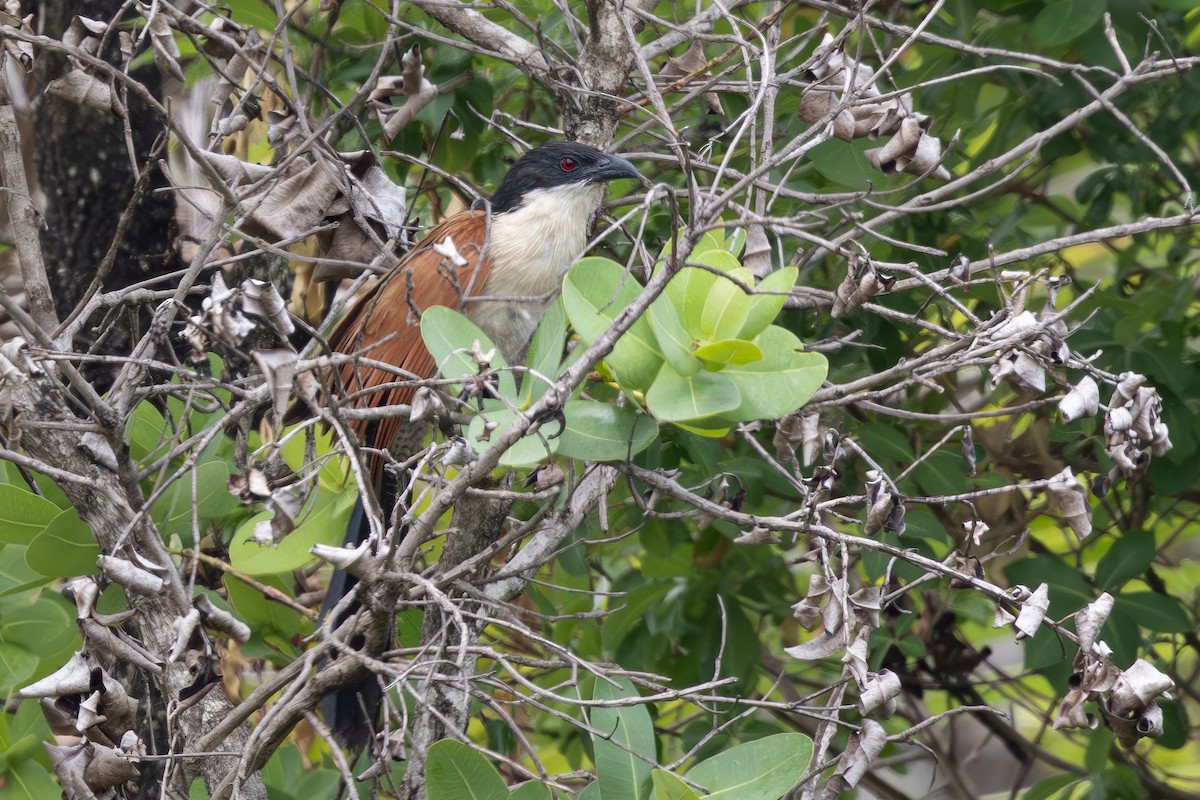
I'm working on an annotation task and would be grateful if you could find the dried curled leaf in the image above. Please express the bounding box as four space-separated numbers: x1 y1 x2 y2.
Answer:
801 34 950 181
1047 467 1092 541
1013 582 1049 640
660 40 722 115
1059 376 1100 422
372 44 439 142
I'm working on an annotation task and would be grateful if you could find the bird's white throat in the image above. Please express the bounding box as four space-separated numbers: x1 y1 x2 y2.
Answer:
468 182 604 362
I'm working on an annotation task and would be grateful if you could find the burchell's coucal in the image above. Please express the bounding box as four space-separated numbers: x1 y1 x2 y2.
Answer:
320 141 640 747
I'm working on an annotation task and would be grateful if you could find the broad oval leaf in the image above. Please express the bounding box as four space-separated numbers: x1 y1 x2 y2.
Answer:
684 733 813 800
225 573 305 642
563 257 662 388
421 305 518 400
1113 592 1192 634
520 297 568 406
0 485 61 545
651 770 700 800
717 326 827 422
1094 530 1155 591
649 298 701 377
510 781 554 800
25 510 99 578
425 739 509 800
591 676 655 800
646 364 741 423
150 461 240 545
699 268 755 341
466 402 560 467
229 490 354 576
0 545 48 597
664 267 718 341
555 401 658 462
691 339 763 368
737 266 797 341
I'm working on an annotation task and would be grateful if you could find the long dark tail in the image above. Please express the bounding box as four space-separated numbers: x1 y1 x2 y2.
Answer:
321 478 392 750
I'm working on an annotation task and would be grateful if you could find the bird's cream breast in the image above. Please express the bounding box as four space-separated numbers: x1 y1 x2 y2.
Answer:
468 183 604 362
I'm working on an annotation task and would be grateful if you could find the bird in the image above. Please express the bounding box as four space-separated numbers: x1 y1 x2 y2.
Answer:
325 141 641 463
318 140 641 748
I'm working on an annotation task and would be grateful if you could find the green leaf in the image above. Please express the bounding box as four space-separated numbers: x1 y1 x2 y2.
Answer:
0 545 48 597
228 490 355 576
725 228 746 258
1113 592 1192 634
1084 726 1114 774
646 364 741 423
690 244 741 274
466 403 560 467
664 268 718 341
857 423 915 465
25 510 98 578
421 306 518 400
425 739 509 800
150 461 240 545
126 400 168 464
0 485 60 545
224 0 280 31
509 782 553 800
808 138 881 190
555 401 658 462
0 640 37 695
650 770 700 800
700 269 756 341
520 298 568 406
690 339 763 368
563 257 662 388
1032 0 1103 46
684 733 813 800
0 757 60 800
1021 773 1082 800
737 267 796 341
648 299 702 377
716 326 827 422
225 572 305 643
591 677 655 800
1094 531 1154 590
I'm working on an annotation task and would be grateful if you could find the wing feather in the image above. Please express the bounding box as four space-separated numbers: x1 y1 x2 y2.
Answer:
326 208 492 457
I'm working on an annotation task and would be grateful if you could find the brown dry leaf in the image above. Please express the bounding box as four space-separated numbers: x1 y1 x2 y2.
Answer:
863 115 952 180
139 3 184 81
1047 467 1092 540
46 69 121 116
791 574 831 630
742 224 771 279
858 670 901 718
829 719 887 791
252 348 298 427
661 40 722 115
373 44 439 142
961 425 977 477
0 6 34 70
1075 592 1113 655
863 472 890 535
1013 582 1049 640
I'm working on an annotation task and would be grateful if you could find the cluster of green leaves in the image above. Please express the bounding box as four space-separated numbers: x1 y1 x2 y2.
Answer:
563 231 827 436
424 678 812 800
420 230 828 468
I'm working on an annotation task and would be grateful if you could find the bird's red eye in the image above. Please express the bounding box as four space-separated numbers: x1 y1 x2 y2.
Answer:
560 157 577 171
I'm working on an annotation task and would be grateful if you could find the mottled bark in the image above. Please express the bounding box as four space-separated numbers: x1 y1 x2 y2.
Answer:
29 0 174 341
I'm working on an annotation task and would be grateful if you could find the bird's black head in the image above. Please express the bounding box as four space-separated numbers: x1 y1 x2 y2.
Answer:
490 141 640 214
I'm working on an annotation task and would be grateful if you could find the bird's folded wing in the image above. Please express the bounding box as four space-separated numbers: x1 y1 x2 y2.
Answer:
326 207 493 454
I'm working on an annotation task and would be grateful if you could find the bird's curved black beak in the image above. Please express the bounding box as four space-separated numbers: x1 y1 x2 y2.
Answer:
587 153 641 183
